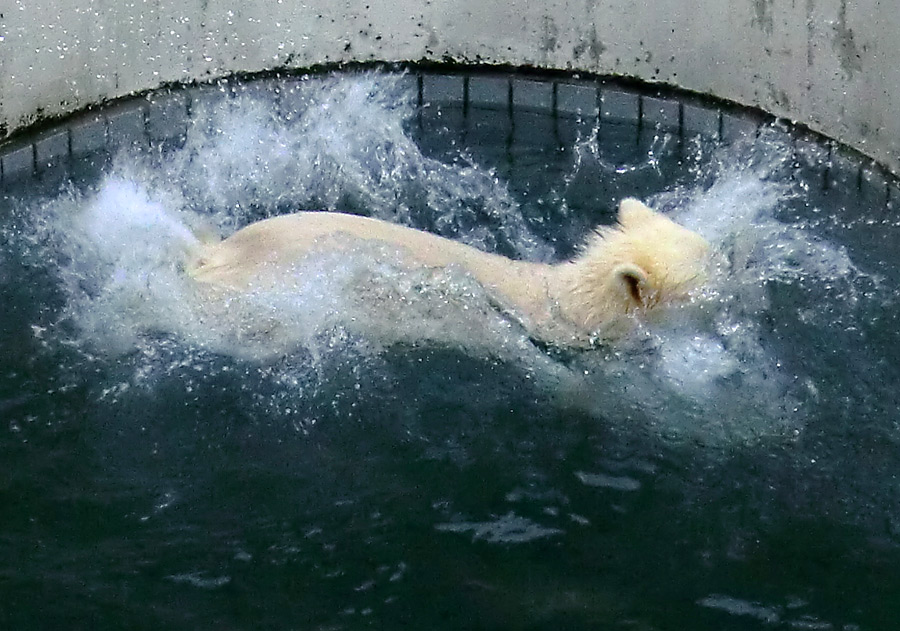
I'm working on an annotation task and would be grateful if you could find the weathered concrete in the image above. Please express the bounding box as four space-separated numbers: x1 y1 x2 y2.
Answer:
1 0 898 174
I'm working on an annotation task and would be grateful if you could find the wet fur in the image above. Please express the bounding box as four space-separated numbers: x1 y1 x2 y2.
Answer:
188 199 710 346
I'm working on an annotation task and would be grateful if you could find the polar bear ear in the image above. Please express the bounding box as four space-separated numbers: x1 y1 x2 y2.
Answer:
612 262 649 306
617 198 655 228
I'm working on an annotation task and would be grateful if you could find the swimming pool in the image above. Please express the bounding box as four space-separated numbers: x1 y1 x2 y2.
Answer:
1 70 898 630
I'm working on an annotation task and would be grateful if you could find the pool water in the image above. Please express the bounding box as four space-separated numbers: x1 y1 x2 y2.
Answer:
2 71 899 630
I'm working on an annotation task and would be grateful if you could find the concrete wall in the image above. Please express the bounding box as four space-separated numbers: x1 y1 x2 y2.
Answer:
1 0 898 174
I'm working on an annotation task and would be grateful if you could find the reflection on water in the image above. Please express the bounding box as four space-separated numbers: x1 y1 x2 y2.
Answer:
1 72 898 629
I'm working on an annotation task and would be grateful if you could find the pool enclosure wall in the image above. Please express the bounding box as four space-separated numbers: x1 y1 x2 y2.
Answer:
1 0 898 175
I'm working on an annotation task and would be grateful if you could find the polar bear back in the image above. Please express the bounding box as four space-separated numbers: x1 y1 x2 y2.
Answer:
189 212 552 322
193 212 486 285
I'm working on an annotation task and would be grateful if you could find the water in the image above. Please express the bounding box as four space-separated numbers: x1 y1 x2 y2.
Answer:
1 72 899 629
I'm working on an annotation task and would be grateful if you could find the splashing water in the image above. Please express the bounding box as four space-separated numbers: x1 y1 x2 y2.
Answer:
3 72 883 448
160 74 551 260
550 127 876 445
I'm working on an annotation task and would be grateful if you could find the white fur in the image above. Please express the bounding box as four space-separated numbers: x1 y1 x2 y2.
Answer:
188 199 710 347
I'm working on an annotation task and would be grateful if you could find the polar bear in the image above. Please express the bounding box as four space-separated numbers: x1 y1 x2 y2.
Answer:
188 199 710 347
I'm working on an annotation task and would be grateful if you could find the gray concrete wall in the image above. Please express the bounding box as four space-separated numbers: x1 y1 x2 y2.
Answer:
1 0 897 174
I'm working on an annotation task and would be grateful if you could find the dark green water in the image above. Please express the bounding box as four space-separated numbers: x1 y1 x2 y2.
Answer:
2 72 899 630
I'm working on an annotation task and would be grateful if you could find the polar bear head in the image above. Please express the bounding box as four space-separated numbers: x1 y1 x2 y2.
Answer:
558 198 711 335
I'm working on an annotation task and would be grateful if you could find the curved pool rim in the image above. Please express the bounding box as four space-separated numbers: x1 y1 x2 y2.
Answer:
2 1 898 176
1 66 898 210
